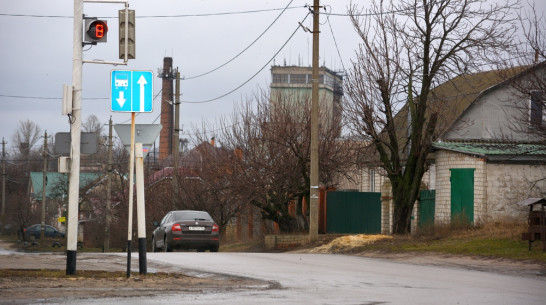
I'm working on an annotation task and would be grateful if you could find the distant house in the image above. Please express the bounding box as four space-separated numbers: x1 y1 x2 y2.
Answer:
28 172 102 229
348 62 546 231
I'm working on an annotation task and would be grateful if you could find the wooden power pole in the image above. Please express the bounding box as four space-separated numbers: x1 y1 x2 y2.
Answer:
104 117 113 252
41 131 48 240
309 0 320 242
1 138 6 236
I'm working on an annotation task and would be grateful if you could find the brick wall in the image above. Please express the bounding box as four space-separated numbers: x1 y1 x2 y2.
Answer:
265 235 309 249
486 163 545 220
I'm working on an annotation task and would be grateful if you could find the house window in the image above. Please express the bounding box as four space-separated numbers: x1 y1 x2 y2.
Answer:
530 90 544 126
290 74 307 84
272 73 288 84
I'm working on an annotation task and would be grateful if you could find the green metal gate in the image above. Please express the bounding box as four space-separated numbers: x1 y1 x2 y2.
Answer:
419 190 435 228
326 191 381 234
450 168 475 223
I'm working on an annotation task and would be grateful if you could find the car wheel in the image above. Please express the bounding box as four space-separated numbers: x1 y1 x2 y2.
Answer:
210 246 219 252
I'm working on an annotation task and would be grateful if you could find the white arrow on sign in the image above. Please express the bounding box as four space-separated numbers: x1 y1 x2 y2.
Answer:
116 91 126 108
137 75 147 111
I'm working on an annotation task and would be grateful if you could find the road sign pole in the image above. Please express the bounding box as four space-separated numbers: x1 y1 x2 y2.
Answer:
126 112 135 278
135 142 147 275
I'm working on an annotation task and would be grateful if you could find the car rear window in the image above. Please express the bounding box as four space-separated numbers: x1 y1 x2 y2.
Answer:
173 211 212 221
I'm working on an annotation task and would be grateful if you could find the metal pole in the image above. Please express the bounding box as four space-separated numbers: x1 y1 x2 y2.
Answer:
135 142 147 274
308 0 320 242
67 0 83 275
104 117 113 252
41 131 48 240
126 112 136 278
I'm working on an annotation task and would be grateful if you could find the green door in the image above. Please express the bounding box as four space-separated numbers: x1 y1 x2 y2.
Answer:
419 190 435 228
450 168 474 223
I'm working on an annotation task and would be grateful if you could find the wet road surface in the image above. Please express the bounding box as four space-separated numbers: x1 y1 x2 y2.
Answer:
56 252 546 305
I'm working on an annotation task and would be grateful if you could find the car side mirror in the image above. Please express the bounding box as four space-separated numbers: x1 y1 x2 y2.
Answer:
153 221 160 227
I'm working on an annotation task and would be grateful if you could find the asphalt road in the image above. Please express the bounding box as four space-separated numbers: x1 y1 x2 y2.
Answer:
63 252 546 305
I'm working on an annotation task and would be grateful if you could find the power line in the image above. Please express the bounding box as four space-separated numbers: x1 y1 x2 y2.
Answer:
184 0 294 80
0 6 304 19
180 12 312 104
325 9 347 72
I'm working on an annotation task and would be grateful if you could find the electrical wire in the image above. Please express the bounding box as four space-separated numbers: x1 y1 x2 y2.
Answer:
0 6 304 19
183 0 294 80
325 7 347 72
180 12 312 104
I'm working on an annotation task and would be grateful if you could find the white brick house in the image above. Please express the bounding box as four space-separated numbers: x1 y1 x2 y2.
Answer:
345 62 546 230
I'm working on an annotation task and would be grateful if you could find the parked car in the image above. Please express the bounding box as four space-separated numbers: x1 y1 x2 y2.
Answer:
152 210 220 252
24 224 65 240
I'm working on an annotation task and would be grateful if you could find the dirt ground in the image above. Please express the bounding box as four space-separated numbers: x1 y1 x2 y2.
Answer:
0 240 270 302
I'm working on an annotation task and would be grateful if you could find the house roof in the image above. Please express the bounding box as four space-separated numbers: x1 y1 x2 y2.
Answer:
432 141 546 162
516 197 546 207
29 172 101 200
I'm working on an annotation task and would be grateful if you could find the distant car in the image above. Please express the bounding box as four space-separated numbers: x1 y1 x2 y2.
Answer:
152 210 220 252
24 224 65 240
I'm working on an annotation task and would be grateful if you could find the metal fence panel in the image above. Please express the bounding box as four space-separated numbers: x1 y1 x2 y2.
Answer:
326 191 381 234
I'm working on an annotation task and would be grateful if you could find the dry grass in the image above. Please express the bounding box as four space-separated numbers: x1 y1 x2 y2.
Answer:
413 216 527 241
309 234 392 253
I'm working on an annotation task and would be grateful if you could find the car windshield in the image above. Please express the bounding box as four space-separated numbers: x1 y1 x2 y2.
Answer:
173 211 212 221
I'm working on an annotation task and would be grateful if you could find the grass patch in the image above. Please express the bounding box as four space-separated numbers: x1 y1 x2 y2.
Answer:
394 238 546 262
359 217 546 263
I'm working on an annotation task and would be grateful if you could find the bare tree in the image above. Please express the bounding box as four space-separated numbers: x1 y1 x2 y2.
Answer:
196 89 358 233
344 0 518 234
11 119 41 159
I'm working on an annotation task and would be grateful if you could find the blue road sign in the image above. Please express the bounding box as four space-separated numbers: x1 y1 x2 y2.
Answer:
111 70 153 112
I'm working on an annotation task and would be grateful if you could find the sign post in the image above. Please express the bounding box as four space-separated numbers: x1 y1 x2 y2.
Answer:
111 70 153 277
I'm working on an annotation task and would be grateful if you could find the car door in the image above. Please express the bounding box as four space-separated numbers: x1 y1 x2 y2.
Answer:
45 226 54 237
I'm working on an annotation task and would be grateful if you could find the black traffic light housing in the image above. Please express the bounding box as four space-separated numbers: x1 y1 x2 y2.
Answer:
84 18 108 44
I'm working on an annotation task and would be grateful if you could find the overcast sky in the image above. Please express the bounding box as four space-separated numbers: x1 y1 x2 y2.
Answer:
1 0 544 155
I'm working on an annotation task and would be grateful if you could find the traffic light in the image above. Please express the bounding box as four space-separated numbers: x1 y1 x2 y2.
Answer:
84 19 108 43
119 9 135 59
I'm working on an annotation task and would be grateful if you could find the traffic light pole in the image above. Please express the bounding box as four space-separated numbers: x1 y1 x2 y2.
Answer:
67 0 130 276
67 0 83 275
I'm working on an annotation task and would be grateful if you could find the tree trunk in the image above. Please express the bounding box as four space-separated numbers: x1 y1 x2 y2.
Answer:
392 199 413 234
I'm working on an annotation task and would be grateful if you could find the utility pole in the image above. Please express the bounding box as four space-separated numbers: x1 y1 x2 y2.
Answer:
41 131 48 240
67 0 83 275
309 0 320 242
1 138 6 236
104 117 113 252
172 69 180 208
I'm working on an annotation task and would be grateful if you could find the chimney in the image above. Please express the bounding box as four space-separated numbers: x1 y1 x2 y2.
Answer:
159 57 174 161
